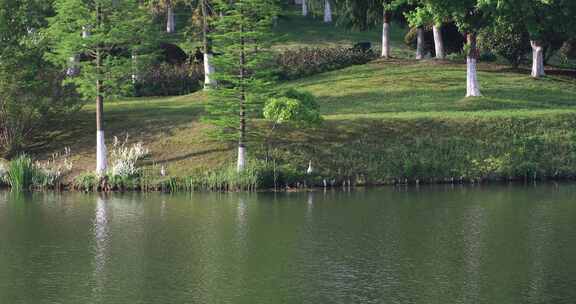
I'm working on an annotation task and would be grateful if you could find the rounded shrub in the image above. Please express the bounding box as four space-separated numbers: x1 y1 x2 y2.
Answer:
478 23 531 68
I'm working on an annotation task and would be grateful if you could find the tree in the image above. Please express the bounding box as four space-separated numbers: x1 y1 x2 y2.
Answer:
330 0 405 58
481 0 576 78
148 0 179 33
405 5 430 59
0 0 80 158
431 0 488 97
205 0 277 172
47 0 157 175
405 0 450 59
185 0 217 88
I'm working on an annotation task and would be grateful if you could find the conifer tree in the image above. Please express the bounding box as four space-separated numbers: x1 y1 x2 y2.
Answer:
46 0 157 175
204 0 277 172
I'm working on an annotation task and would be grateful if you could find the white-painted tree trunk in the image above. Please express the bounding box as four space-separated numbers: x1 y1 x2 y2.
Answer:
382 23 390 58
131 53 139 84
302 0 308 16
82 26 90 38
67 55 80 76
530 40 545 78
433 24 445 59
416 27 424 60
166 3 175 33
466 57 481 97
237 146 246 172
323 0 332 23
96 130 107 175
203 52 216 88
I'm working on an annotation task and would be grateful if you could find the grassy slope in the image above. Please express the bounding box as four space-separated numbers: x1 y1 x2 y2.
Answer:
37 6 576 182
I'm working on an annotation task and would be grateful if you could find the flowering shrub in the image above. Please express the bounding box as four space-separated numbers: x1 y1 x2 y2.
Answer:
33 147 74 188
108 135 150 178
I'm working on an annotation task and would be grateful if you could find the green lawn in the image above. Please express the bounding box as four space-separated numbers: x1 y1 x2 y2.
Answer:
35 5 576 182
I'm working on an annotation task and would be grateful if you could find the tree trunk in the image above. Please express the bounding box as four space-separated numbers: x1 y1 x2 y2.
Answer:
381 11 391 58
95 50 107 175
302 0 308 16
237 30 246 172
433 24 445 59
466 33 481 97
166 2 175 33
416 27 424 60
131 53 139 84
531 40 545 78
95 4 107 176
323 0 332 23
203 53 216 88
201 0 216 89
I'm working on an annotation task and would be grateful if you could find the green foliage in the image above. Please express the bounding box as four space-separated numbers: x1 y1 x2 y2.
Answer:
73 172 98 192
135 63 204 96
277 47 376 80
5 155 37 192
46 0 160 101
478 21 530 67
203 0 278 142
0 0 80 157
179 161 266 191
264 91 322 127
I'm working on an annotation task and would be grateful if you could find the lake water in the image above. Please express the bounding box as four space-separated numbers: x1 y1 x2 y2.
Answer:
1 184 576 304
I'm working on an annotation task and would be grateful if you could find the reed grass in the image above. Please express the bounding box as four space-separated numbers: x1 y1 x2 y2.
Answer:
5 155 37 192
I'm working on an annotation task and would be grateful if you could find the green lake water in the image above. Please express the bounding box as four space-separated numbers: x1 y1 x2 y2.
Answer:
1 184 576 304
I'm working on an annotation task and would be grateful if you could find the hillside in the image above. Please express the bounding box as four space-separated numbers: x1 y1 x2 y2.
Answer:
37 7 576 183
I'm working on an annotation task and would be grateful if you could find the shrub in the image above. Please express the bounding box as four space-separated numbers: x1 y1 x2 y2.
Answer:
135 63 204 97
108 135 150 178
73 172 98 192
404 23 465 56
478 22 531 67
276 47 376 80
33 147 73 189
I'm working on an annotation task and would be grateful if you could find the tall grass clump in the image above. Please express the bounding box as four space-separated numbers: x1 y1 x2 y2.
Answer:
5 155 36 192
180 161 271 192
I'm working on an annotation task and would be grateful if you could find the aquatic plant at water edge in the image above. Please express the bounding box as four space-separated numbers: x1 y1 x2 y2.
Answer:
33 147 73 189
5 155 36 191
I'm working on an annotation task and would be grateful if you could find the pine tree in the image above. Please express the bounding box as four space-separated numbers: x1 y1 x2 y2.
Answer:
46 0 157 175
203 0 277 172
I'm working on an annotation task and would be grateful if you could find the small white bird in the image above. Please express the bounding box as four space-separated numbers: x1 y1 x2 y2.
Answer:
160 165 167 177
306 160 313 174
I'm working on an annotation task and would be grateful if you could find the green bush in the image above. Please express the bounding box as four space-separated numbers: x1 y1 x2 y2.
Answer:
276 47 376 80
478 23 531 67
135 63 203 97
73 172 98 192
